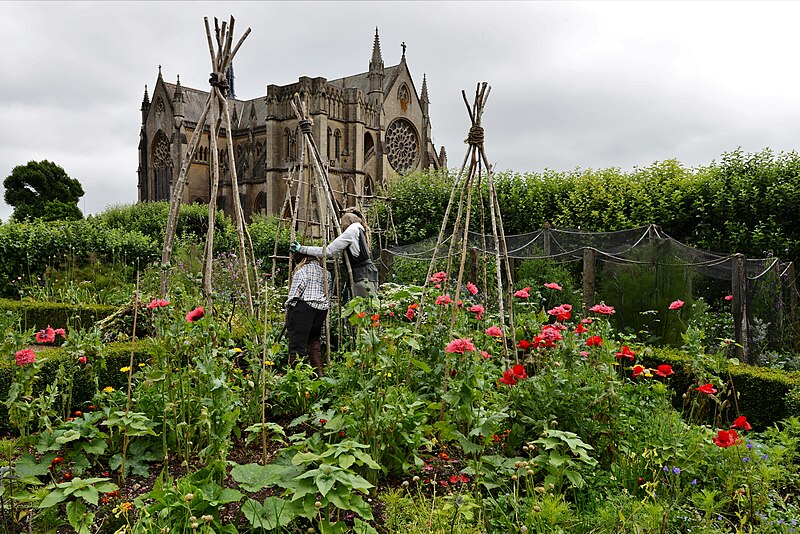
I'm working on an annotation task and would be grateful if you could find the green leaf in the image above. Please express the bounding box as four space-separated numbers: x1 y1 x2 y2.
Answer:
55 430 81 445
66 500 94 534
353 518 379 534
14 454 49 479
38 488 67 508
315 473 336 497
338 454 355 469
565 469 585 488
347 494 374 521
241 497 300 530
230 463 291 493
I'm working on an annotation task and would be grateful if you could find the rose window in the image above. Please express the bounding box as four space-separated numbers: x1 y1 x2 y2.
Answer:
385 118 419 173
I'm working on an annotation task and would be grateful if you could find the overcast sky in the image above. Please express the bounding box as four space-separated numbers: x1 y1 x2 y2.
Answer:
4 1 800 220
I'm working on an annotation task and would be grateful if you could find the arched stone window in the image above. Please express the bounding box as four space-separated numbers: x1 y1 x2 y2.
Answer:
364 174 375 198
334 130 341 159
254 192 267 215
284 128 291 161
327 127 332 159
152 131 172 201
364 132 374 161
397 83 410 113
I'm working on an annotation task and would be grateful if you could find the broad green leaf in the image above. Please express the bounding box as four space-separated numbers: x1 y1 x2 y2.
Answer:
353 517 379 534
338 454 355 469
55 430 81 445
38 488 67 508
67 500 94 534
315 473 336 497
230 463 290 493
73 486 100 506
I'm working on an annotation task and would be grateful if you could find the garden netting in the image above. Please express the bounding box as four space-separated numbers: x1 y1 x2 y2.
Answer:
381 224 800 364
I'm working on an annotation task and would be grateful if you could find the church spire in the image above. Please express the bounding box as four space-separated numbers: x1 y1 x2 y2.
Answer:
173 75 185 120
421 74 429 105
141 84 150 124
369 27 384 73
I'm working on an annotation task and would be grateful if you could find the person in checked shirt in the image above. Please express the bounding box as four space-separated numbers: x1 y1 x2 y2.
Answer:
285 251 330 376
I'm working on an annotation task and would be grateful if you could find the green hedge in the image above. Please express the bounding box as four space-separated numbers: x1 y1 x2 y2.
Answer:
384 149 800 265
642 347 800 431
0 298 117 331
0 341 150 436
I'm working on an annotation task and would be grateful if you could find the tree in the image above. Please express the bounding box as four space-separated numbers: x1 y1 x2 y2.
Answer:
4 160 84 222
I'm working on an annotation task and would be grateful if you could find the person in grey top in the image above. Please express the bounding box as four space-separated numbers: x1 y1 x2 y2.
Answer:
291 209 379 300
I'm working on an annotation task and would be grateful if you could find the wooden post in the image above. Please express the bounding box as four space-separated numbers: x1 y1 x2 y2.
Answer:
379 249 393 285
732 253 749 363
786 262 798 350
583 248 596 315
543 222 551 256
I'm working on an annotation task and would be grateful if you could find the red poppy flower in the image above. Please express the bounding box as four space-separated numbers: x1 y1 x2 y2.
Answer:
499 370 517 386
408 303 419 310
54 328 66 338
467 282 478 295
517 339 530 350
514 287 531 299
533 324 563 348
654 364 674 377
731 416 753 431
371 313 380 322
574 323 588 334
615 345 636 360
405 308 415 320
186 306 205 322
481 350 491 359
696 383 717 394
713 429 740 448
78 355 87 365
589 303 615 315
724 295 733 301
319 419 327 425
544 282 562 291
511 364 528 380
586 336 603 347
435 295 452 305
632 365 645 378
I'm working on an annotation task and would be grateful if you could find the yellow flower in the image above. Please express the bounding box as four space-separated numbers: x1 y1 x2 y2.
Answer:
120 366 131 373
304 391 310 399
386 372 392 378
264 360 274 366
103 386 115 393
120 502 133 512
233 347 243 353
138 363 145 367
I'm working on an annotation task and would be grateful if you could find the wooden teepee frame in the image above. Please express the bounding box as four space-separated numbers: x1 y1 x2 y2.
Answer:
159 16 257 315
410 82 517 399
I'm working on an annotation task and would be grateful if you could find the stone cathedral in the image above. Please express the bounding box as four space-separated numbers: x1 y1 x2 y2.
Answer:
137 29 447 221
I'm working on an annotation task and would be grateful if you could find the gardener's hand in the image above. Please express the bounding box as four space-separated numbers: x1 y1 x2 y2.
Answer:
290 241 301 253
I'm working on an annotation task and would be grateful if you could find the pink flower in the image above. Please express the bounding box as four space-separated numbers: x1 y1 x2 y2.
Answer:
186 306 205 323
445 338 476 354
669 299 685 310
78 356 87 365
430 271 447 284
467 282 478 295
547 304 572 322
544 282 562 291
35 326 56 344
485 326 503 338
15 349 36 366
481 350 491 360
589 303 615 315
147 298 170 309
724 295 733 301
435 295 452 305
468 304 484 320
405 308 415 320
54 328 66 338
514 287 531 299
533 324 563 348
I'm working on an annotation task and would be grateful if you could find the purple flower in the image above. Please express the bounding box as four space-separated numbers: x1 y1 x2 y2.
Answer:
691 479 697 485
672 466 681 475
743 457 750 463
762 454 768 460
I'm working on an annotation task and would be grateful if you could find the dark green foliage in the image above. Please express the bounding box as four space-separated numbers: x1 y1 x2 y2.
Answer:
387 149 800 264
0 341 148 435
0 298 116 331
643 347 800 431
4 160 84 222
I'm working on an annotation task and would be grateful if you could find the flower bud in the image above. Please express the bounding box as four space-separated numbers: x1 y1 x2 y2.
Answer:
184 493 194 502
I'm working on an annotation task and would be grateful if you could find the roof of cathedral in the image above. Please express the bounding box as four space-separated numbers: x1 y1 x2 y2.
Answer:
164 83 268 129
328 64 400 95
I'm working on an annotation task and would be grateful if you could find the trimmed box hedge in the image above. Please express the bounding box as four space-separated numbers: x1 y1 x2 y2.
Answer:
0 298 117 331
0 340 149 436
642 347 800 430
